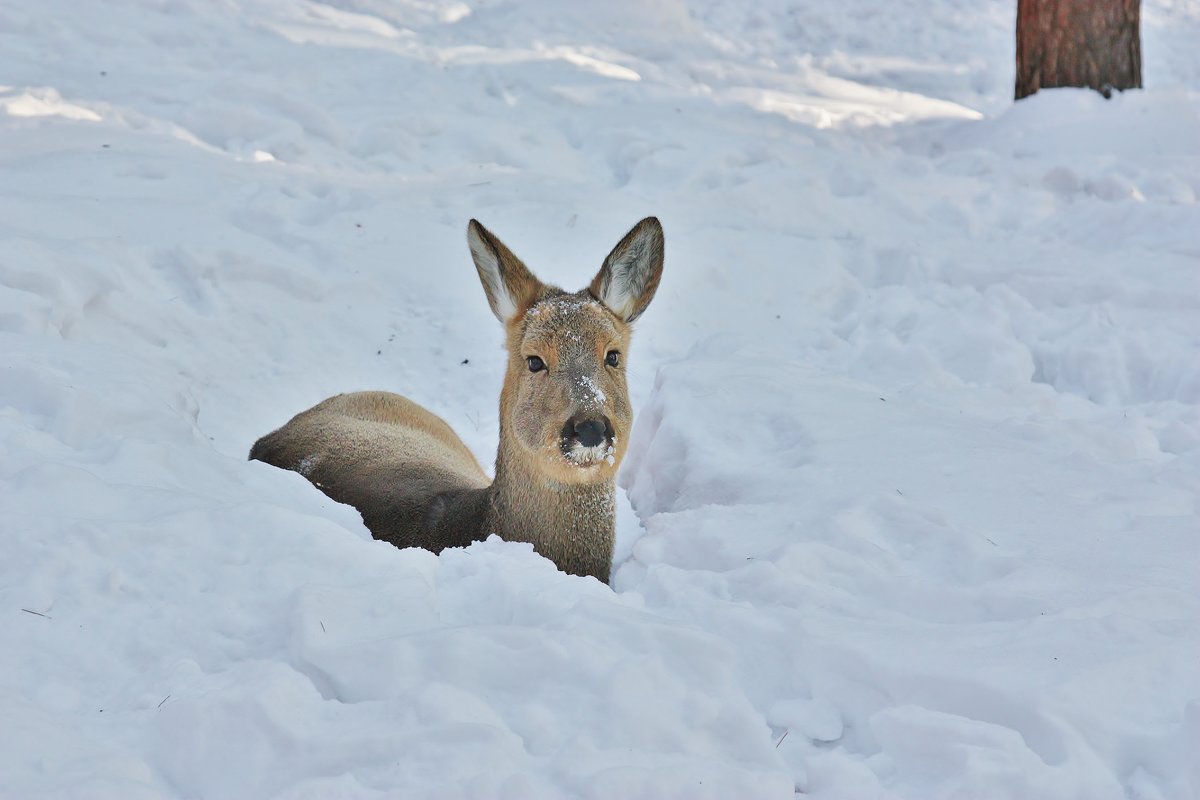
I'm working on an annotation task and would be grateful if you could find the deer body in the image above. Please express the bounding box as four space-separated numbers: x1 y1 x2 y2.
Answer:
250 218 664 583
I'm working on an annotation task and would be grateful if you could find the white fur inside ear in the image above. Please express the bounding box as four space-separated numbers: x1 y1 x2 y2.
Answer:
599 252 641 320
468 225 518 321
596 220 663 322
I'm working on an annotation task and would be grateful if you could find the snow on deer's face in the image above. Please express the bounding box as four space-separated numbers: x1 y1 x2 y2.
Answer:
503 292 632 484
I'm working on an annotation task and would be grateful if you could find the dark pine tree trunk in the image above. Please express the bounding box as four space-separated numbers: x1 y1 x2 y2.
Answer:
1015 0 1142 100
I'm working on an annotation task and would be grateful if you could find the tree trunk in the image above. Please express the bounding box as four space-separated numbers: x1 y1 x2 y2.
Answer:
1015 0 1142 100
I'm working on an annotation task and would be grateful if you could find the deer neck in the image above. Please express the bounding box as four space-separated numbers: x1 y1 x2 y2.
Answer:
487 434 615 583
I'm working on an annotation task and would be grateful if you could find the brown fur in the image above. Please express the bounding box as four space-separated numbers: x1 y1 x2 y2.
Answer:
250 218 664 583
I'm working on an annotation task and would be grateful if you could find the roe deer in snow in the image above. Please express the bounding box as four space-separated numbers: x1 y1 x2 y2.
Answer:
249 218 664 583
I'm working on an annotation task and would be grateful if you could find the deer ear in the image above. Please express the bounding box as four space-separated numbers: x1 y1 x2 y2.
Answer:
589 217 664 323
467 220 542 323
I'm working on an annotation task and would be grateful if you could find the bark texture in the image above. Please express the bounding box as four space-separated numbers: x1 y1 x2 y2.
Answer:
1016 0 1141 100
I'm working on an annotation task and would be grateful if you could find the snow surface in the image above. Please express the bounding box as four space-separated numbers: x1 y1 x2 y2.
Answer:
2 1 1199 798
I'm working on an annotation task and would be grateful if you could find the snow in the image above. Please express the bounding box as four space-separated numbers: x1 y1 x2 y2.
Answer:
575 374 606 404
2 1 1198 798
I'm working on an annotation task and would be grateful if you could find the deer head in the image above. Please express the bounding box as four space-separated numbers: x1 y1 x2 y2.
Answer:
467 217 664 486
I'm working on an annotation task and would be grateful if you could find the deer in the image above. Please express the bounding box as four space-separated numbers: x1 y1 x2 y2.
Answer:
249 217 664 584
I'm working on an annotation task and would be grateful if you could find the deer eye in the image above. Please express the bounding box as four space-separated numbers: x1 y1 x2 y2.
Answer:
605 350 621 367
526 355 546 372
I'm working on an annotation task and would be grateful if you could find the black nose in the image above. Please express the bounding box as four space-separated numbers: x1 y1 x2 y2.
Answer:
574 418 607 448
564 416 611 449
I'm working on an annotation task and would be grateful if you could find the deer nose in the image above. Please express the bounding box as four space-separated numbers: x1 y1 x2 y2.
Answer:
568 416 611 448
